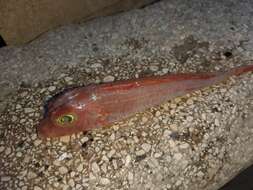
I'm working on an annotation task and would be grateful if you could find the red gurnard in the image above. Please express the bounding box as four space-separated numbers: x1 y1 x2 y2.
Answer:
37 65 253 138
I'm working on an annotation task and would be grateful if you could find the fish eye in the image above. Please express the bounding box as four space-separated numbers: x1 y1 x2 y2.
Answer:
56 114 76 126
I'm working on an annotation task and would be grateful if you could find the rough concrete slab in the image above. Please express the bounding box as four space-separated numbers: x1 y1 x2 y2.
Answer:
0 0 253 189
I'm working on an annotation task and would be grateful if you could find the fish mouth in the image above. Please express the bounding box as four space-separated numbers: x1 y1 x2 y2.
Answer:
37 119 55 138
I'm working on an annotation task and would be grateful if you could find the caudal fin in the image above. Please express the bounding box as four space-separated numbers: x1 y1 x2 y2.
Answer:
229 64 253 76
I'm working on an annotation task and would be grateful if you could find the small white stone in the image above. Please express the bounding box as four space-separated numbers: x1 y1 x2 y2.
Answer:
77 164 83 172
201 113 207 120
5 147 11 155
100 178 110 185
175 180 182 186
103 75 115 83
150 65 159 71
81 136 89 143
109 133 115 141
155 111 161 117
186 99 194 105
197 171 204 177
53 160 61 166
31 134 37 140
91 63 103 68
128 172 134 182
107 149 116 158
27 171 37 179
1 176 11 181
16 152 22 157
170 124 178 131
154 152 162 158
64 77 73 82
69 179 75 187
125 155 131 166
16 104 22 109
48 86 56 92
62 184 70 190
12 116 18 121
186 116 194 122
59 166 68 174
214 119 220 126
59 136 71 143
169 140 176 148
141 116 148 123
34 186 42 190
141 143 151 153
179 143 189 149
0 146 5 153
91 162 100 173
136 149 145 156
163 130 172 137
162 68 169 74
34 139 42 146
173 153 183 160
24 108 34 113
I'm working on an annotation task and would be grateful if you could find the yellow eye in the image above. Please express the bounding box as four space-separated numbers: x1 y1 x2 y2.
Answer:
56 114 76 126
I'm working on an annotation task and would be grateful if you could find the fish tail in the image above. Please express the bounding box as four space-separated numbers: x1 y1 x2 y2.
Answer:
229 64 253 76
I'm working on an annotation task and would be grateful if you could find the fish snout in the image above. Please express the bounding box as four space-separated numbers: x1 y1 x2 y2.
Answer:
37 119 54 138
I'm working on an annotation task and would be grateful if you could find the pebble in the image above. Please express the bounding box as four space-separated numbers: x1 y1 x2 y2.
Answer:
16 152 22 157
170 124 178 131
155 111 161 117
59 166 68 174
91 63 103 68
169 140 176 148
81 136 89 143
128 172 134 182
48 86 56 92
186 99 194 105
16 104 22 109
136 149 146 156
100 178 110 185
69 179 75 187
1 176 11 181
34 139 42 146
141 116 148 123
179 143 189 149
107 149 116 158
91 162 100 174
173 153 183 161
27 171 37 179
154 152 163 158
149 65 159 71
125 155 132 166
186 116 194 122
59 136 71 143
163 129 172 137
24 108 34 113
0 146 4 152
162 68 169 73
103 75 115 82
34 186 42 190
77 164 83 172
214 119 220 126
141 143 151 153
64 77 73 82
5 147 11 155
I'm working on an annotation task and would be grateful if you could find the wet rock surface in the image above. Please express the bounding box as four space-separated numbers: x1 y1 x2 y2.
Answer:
1 0 253 189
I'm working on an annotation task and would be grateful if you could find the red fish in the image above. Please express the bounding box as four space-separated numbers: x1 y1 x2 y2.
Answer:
37 65 253 138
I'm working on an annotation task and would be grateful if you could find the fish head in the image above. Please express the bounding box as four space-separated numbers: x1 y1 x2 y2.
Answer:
37 87 98 138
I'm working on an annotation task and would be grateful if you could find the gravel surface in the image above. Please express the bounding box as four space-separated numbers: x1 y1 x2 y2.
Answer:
1 0 253 190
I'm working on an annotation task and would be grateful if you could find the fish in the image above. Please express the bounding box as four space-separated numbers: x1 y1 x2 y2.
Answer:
37 64 253 138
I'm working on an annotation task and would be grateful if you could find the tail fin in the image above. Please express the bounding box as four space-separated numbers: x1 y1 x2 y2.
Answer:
229 64 253 76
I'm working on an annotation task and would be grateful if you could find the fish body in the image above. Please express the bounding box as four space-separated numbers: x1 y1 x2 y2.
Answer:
38 65 253 138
